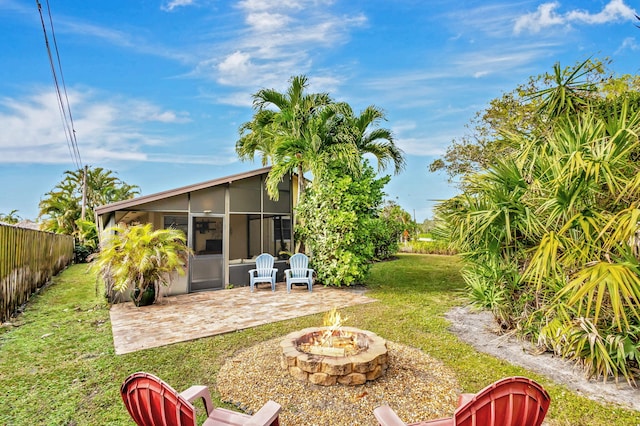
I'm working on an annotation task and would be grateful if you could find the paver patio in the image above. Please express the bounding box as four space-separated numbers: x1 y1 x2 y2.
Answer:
109 282 377 354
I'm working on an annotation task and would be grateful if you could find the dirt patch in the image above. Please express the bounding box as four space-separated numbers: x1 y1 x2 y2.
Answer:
445 305 640 411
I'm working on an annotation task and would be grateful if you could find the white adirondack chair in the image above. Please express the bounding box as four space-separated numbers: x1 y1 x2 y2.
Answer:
285 253 314 293
248 253 277 292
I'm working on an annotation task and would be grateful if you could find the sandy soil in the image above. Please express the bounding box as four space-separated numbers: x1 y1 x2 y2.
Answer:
445 305 640 411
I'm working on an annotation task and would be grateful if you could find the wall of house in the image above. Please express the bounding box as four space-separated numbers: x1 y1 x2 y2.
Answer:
163 272 188 296
191 186 225 213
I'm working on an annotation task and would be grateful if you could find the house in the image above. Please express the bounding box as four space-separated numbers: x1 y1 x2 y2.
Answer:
95 167 296 300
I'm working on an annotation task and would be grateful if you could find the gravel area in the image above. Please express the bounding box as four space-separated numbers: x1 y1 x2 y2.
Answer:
446 305 640 411
216 338 460 426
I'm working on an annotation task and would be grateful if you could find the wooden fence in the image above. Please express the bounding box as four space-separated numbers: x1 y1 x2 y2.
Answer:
0 224 74 323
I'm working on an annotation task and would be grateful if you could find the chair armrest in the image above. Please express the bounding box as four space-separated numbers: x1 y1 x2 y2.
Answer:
245 400 282 426
421 418 455 425
373 405 406 426
457 393 474 407
180 385 214 416
307 268 314 277
284 269 291 278
248 269 257 275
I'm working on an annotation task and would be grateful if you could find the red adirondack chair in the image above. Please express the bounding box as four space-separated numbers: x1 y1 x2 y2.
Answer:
121 372 281 426
374 376 550 426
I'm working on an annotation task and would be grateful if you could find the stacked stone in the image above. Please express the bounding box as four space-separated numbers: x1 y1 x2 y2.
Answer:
280 326 388 386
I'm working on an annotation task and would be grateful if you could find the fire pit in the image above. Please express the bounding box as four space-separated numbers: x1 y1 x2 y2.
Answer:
280 326 388 386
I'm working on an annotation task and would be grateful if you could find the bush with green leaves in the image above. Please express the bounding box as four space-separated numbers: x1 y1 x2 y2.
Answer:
436 59 640 384
296 164 390 286
92 223 191 303
369 216 402 260
401 239 457 255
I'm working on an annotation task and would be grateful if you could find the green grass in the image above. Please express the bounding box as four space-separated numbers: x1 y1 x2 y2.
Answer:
1 254 639 425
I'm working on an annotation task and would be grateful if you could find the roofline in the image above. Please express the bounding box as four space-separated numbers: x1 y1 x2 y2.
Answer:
95 166 273 215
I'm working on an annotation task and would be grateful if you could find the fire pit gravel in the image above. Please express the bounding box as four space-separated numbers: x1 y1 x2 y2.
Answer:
217 336 459 425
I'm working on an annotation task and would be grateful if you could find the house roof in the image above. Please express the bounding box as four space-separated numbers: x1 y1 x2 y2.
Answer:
95 166 272 215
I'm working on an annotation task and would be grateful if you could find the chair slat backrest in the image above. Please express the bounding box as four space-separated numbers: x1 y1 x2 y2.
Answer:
121 372 197 426
454 377 550 426
289 253 309 278
255 253 275 276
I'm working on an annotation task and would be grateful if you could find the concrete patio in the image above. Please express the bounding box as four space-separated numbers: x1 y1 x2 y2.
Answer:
109 282 377 354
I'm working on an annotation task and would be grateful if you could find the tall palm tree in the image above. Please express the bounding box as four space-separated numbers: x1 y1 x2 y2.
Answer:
0 210 21 224
528 58 597 119
237 75 335 203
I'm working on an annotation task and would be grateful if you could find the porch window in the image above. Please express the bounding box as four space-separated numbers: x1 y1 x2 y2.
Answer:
163 215 188 238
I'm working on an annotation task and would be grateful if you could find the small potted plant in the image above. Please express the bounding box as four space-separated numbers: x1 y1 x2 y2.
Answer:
93 223 192 306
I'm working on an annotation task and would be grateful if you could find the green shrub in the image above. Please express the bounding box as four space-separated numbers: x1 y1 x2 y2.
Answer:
296 164 389 286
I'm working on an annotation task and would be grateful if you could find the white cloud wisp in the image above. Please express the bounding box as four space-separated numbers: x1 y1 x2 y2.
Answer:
514 0 637 34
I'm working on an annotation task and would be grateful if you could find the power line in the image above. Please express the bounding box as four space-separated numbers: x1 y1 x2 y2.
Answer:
36 0 83 171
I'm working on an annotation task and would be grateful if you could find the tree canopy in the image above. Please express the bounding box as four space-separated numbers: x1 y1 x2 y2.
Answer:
237 75 404 203
428 59 640 183
39 166 139 249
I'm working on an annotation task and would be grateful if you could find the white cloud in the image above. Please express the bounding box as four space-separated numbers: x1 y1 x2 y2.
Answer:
391 120 452 157
40 11 193 63
217 51 255 86
616 36 639 53
210 92 253 107
567 0 636 24
514 2 566 34
514 0 637 34
245 12 291 32
0 88 197 165
447 3 525 38
394 136 446 157
238 0 315 13
191 1 367 94
145 153 237 166
453 43 558 78
161 0 196 12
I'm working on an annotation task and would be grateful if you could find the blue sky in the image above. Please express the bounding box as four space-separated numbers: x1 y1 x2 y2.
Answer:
0 0 638 222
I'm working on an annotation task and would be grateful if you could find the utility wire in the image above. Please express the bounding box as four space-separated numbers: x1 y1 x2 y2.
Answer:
36 0 83 171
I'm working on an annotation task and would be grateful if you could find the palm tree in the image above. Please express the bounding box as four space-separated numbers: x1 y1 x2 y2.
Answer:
346 105 405 174
93 223 191 305
438 60 640 383
237 75 341 203
0 210 22 224
528 58 597 119
39 167 139 240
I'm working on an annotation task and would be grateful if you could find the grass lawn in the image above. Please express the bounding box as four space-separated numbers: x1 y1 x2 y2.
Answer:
1 254 639 425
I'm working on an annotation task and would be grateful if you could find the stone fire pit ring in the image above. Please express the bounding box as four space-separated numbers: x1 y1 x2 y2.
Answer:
280 326 388 386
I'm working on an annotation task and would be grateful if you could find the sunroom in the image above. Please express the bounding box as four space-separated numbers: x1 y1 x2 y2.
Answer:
95 167 295 299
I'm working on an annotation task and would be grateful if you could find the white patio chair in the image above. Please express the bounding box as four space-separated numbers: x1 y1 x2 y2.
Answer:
285 253 314 293
248 253 277 292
